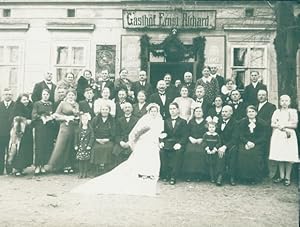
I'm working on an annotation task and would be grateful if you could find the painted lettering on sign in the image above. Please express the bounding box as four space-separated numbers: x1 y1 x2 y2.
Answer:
123 10 215 29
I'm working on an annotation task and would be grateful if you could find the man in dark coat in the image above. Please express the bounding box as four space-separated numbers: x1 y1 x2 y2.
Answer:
256 89 276 177
148 80 173 119
78 88 95 118
181 72 195 98
0 88 15 175
112 102 139 166
95 69 115 99
193 85 210 117
243 71 267 106
132 70 153 99
164 73 179 100
215 105 238 186
31 71 56 103
160 102 188 185
210 65 225 92
229 90 247 122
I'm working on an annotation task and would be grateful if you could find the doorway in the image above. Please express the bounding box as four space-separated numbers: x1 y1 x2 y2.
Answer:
149 62 194 87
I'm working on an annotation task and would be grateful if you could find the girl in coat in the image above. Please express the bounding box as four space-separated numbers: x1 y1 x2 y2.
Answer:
75 113 94 178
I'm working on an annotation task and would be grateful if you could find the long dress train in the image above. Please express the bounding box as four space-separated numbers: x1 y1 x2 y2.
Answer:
71 113 163 196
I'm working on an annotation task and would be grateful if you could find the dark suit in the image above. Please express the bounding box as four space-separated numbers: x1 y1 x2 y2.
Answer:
194 97 211 117
132 103 147 119
112 115 139 165
243 82 267 106
132 81 153 98
256 102 276 176
216 118 238 178
166 84 180 100
79 100 95 118
0 101 14 174
148 92 173 119
95 80 115 99
230 101 247 122
31 81 56 103
160 117 188 179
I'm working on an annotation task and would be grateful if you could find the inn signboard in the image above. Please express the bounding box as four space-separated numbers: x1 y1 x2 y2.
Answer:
123 10 216 30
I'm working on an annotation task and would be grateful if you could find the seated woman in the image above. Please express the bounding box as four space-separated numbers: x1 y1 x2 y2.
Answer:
237 105 266 183
90 104 116 176
181 107 207 181
207 95 223 120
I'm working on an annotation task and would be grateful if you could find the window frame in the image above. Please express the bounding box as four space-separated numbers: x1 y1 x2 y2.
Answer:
0 40 24 98
230 45 268 88
52 40 90 83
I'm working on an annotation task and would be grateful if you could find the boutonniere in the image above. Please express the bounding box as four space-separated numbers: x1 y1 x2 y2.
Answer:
248 121 256 133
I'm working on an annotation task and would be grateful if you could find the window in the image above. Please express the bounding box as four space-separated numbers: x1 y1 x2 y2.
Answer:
67 9 75 17
54 44 87 82
3 9 11 17
231 46 267 91
0 44 21 98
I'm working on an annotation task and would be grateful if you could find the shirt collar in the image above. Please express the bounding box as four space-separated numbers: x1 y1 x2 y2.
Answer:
252 82 258 88
259 101 267 106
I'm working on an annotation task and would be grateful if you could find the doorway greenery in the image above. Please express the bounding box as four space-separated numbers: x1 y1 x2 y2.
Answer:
140 33 205 78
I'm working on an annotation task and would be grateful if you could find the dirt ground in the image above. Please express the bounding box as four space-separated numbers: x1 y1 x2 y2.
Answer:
0 167 298 227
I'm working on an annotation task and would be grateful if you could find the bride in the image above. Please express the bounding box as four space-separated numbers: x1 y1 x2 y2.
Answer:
71 103 164 196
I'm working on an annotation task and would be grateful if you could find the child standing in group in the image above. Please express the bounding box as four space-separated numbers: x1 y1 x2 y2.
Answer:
202 117 221 183
74 113 94 178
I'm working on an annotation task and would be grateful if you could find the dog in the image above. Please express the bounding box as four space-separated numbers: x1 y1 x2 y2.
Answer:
7 116 27 165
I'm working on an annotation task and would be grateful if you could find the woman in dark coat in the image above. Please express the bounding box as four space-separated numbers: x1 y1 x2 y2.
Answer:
11 93 33 176
182 106 208 181
237 105 266 183
47 89 79 173
90 103 116 176
32 89 55 175
207 95 223 120
76 69 96 102
132 90 147 119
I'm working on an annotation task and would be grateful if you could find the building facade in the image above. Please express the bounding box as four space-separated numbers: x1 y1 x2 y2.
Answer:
0 0 299 104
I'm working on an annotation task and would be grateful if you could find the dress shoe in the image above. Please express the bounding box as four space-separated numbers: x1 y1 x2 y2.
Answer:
34 166 41 175
230 177 236 186
216 175 223 186
40 166 46 174
169 178 176 185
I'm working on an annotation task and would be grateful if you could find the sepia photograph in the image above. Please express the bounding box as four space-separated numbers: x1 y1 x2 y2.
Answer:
0 0 299 226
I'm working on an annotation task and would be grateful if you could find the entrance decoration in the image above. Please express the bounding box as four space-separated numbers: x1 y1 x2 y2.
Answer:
140 30 205 78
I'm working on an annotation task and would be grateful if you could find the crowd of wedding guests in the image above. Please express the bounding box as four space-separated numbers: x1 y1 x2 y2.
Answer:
0 66 299 187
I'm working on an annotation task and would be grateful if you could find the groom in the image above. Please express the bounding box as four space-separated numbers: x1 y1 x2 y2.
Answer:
159 102 188 185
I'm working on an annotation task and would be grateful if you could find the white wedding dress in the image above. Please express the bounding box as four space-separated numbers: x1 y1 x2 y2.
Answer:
71 113 164 196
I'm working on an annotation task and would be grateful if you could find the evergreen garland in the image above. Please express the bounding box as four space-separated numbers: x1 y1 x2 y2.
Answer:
140 34 206 75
